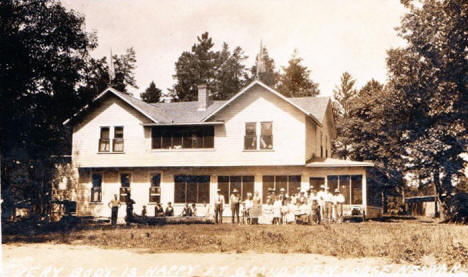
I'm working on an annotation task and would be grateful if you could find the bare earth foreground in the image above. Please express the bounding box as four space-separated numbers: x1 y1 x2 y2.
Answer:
2 222 468 276
2 243 466 277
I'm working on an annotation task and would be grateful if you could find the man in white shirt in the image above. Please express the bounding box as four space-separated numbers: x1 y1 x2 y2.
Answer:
334 188 345 222
214 189 225 224
317 185 328 222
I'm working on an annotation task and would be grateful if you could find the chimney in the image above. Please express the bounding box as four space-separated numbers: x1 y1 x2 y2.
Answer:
197 84 210 111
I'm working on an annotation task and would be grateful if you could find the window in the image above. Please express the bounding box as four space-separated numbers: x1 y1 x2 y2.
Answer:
120 173 131 202
325 175 362 205
351 175 363 204
327 175 338 193
174 175 210 203
91 173 102 202
244 122 257 150
339 175 351 204
152 126 214 149
149 174 161 203
218 176 254 203
262 175 301 203
99 127 110 152
309 177 325 192
113 127 124 152
260 122 273 149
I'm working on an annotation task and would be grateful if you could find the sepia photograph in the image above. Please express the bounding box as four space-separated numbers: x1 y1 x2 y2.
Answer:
1 0 467 276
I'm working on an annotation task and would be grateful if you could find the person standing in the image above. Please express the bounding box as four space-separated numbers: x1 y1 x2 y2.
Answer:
108 194 121 225
317 185 327 222
273 197 282 225
251 191 262 224
125 193 135 225
154 202 164 217
181 203 192 216
214 189 225 224
335 188 345 223
230 189 240 224
165 202 174 216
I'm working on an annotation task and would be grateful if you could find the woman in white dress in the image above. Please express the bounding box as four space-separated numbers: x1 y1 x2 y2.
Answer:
273 198 282 225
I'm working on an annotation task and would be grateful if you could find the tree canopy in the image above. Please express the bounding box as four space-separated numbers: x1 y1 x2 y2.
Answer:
332 72 358 159
140 81 162 103
276 51 320 97
384 0 467 220
0 0 97 215
170 32 248 101
247 45 279 87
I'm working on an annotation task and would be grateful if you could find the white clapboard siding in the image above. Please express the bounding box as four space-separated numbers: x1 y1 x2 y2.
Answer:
72 85 333 168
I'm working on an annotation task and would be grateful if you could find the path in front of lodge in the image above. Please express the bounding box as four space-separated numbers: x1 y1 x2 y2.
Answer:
2 243 466 277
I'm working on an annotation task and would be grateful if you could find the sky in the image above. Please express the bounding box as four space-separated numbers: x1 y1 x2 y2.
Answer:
61 0 408 97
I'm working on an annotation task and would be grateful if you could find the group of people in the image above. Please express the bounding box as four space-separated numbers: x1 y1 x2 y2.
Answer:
106 185 346 226
214 185 345 225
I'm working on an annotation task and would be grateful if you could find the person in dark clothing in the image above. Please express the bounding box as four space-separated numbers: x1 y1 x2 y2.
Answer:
154 202 164 217
230 189 240 224
181 203 192 216
125 193 135 225
108 194 121 225
165 202 174 216
141 205 147 218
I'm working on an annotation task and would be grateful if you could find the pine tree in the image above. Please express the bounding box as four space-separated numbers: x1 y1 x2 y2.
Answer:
276 51 320 97
247 46 279 87
140 81 162 103
332 72 358 159
170 32 248 101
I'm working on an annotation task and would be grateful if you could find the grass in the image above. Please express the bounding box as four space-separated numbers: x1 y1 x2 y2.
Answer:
3 221 468 268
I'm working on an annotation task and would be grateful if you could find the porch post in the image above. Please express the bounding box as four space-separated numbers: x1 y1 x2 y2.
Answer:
362 169 367 213
254 173 262 201
210 174 217 205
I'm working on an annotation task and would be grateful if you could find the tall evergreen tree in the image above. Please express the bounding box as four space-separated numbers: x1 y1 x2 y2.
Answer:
332 72 358 159
247 45 279 87
212 43 248 100
276 51 320 97
140 81 162 103
170 32 247 101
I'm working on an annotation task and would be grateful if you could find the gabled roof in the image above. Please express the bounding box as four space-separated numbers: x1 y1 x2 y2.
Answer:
150 100 226 124
65 81 332 127
202 80 328 126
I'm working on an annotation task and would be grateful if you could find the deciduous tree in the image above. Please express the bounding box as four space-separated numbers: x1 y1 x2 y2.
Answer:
385 0 467 221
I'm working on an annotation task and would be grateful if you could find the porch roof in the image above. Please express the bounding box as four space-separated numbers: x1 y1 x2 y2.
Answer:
306 158 374 168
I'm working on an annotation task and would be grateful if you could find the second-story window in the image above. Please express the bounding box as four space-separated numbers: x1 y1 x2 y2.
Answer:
244 122 257 150
113 126 124 152
99 127 110 152
260 122 273 149
152 126 214 149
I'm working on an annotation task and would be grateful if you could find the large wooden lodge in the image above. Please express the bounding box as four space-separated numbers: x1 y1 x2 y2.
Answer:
65 80 381 220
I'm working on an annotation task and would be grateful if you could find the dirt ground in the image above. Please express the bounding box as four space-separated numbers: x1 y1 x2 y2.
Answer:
2 243 466 277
